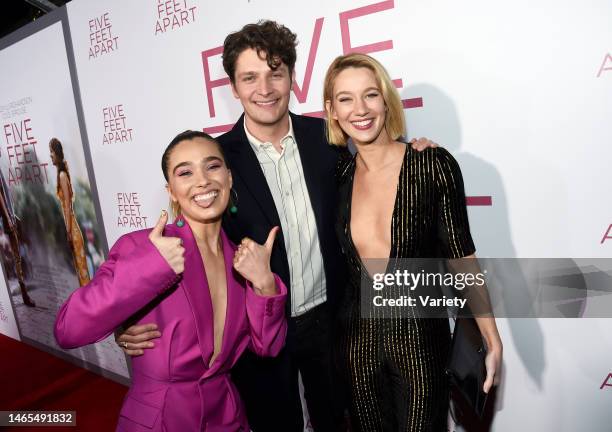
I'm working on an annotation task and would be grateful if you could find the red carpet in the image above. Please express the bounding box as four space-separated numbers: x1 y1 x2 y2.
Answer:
0 334 128 431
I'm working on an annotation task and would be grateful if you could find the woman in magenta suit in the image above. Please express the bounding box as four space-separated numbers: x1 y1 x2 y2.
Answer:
54 130 288 432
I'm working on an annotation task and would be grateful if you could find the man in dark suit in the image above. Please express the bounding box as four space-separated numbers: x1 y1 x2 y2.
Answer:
117 20 434 431
215 21 346 431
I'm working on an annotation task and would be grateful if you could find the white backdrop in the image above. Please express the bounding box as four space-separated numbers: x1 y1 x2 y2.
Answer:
1 0 610 430
66 0 612 430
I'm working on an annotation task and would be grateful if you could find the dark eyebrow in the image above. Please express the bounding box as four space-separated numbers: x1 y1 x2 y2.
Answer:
203 156 224 164
172 156 224 175
172 161 191 174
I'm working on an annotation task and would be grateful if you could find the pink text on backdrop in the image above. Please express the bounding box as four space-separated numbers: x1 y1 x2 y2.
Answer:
2 118 49 185
600 373 612 390
199 0 490 207
596 53 612 77
117 192 148 228
102 105 133 145
201 0 421 124
155 0 197 35
339 0 393 55
600 224 612 244
88 12 118 60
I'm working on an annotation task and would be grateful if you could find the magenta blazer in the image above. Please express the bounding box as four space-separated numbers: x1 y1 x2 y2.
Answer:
54 221 287 431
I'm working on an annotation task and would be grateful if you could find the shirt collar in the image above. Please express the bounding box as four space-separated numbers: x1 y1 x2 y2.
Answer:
243 116 295 153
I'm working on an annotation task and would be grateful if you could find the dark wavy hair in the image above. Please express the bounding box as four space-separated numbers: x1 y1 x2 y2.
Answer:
222 20 298 83
161 130 225 181
49 138 71 187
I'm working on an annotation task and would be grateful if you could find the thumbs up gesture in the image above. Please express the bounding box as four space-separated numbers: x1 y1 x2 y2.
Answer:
233 226 279 296
148 210 185 274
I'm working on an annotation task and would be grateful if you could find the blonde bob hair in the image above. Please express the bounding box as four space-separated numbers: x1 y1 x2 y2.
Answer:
323 53 406 146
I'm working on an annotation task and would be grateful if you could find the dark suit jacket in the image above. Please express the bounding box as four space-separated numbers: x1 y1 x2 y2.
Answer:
218 112 346 313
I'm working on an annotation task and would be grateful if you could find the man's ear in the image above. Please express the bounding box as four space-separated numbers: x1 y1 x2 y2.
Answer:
231 81 239 99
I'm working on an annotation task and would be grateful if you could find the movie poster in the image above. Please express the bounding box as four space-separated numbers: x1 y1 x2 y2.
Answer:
0 265 19 340
0 20 128 378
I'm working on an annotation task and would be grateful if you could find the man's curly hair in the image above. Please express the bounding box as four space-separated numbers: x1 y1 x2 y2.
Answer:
222 20 298 83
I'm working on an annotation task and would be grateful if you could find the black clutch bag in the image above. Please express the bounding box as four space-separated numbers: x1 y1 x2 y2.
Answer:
446 317 488 420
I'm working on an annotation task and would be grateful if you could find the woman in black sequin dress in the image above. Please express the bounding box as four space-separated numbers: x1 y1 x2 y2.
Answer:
323 53 503 432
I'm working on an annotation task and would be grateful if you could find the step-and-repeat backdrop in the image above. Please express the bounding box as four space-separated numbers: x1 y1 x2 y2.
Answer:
1 0 611 430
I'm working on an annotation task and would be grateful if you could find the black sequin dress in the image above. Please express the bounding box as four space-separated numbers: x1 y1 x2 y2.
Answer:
335 146 476 432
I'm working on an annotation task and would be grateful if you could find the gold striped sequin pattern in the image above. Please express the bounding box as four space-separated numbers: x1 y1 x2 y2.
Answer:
334 146 475 431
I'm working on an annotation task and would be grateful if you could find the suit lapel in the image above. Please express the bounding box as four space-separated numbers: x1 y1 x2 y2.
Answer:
165 221 214 366
290 112 324 230
217 230 241 363
224 116 282 228
166 222 244 371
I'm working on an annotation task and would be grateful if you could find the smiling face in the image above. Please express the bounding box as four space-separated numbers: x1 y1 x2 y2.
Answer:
327 66 389 147
231 48 292 132
165 137 232 225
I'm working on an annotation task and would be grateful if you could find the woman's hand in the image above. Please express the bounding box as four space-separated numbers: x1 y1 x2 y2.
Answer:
148 210 184 274
451 255 503 394
483 333 503 394
233 227 279 296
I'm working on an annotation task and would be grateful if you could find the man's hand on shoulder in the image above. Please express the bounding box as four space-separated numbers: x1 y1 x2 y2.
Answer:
409 137 438 152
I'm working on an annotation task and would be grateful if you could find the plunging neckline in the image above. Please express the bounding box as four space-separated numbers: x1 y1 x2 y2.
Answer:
198 235 231 369
347 144 409 275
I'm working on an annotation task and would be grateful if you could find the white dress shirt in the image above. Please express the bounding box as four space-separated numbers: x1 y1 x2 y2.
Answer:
244 118 327 317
